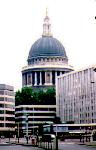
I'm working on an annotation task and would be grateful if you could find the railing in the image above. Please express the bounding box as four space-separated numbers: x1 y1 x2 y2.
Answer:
32 134 58 150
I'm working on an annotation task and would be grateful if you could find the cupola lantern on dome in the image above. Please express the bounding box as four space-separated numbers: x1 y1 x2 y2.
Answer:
42 8 52 37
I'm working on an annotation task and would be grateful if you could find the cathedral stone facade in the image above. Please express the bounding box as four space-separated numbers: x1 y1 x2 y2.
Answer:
22 12 73 89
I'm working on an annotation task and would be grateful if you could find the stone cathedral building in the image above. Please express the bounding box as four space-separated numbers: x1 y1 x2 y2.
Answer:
15 12 74 134
22 12 73 89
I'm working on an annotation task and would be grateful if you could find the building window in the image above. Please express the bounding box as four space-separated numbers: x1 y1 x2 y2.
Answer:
0 104 4 107
0 110 4 114
0 97 4 101
91 106 93 110
0 91 4 95
0 117 4 121
0 123 4 127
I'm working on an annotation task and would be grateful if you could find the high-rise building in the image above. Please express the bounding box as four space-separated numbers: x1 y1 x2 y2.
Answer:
56 65 96 124
0 84 15 136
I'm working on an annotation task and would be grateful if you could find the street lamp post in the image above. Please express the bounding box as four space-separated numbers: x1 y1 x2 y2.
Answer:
17 122 19 143
9 128 10 143
26 114 29 144
15 122 20 143
33 107 34 136
55 124 58 150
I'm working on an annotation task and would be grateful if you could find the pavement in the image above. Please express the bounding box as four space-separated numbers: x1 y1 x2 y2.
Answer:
59 140 96 148
0 138 96 149
0 138 39 147
80 141 96 147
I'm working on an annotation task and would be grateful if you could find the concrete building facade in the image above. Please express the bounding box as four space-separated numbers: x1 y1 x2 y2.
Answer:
15 104 56 134
56 65 96 124
0 84 15 136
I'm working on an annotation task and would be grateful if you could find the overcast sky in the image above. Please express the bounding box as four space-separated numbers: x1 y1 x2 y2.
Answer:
0 0 96 91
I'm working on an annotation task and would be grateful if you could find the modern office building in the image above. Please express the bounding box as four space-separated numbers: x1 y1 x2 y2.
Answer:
56 65 96 124
0 84 15 136
15 104 56 134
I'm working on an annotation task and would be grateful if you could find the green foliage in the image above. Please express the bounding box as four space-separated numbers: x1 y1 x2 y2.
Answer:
15 87 33 105
15 90 22 106
15 87 56 106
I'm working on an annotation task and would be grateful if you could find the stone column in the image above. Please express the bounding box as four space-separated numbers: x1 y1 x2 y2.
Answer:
30 73 32 85
27 74 29 85
25 74 27 86
31 73 33 85
55 71 57 85
22 74 26 86
60 71 62 76
34 72 37 86
39 72 42 85
27 73 32 85
45 71 47 85
50 71 52 84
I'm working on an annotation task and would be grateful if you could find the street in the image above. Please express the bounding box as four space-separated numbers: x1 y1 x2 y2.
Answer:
59 142 96 150
0 143 96 150
0 145 43 150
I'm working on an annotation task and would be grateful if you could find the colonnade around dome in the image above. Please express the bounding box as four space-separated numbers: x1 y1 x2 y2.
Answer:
22 70 68 87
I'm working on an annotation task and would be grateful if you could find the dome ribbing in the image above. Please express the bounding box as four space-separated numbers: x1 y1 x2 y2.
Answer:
28 36 67 60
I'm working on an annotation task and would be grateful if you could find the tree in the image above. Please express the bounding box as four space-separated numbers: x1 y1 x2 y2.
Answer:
15 87 56 106
15 90 22 106
45 88 56 105
36 88 56 105
15 87 33 106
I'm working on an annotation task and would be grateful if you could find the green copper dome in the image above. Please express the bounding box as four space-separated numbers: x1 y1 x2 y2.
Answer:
28 36 67 60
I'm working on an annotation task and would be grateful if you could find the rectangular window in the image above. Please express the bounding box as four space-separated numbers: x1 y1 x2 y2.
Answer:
0 90 4 95
0 97 4 101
